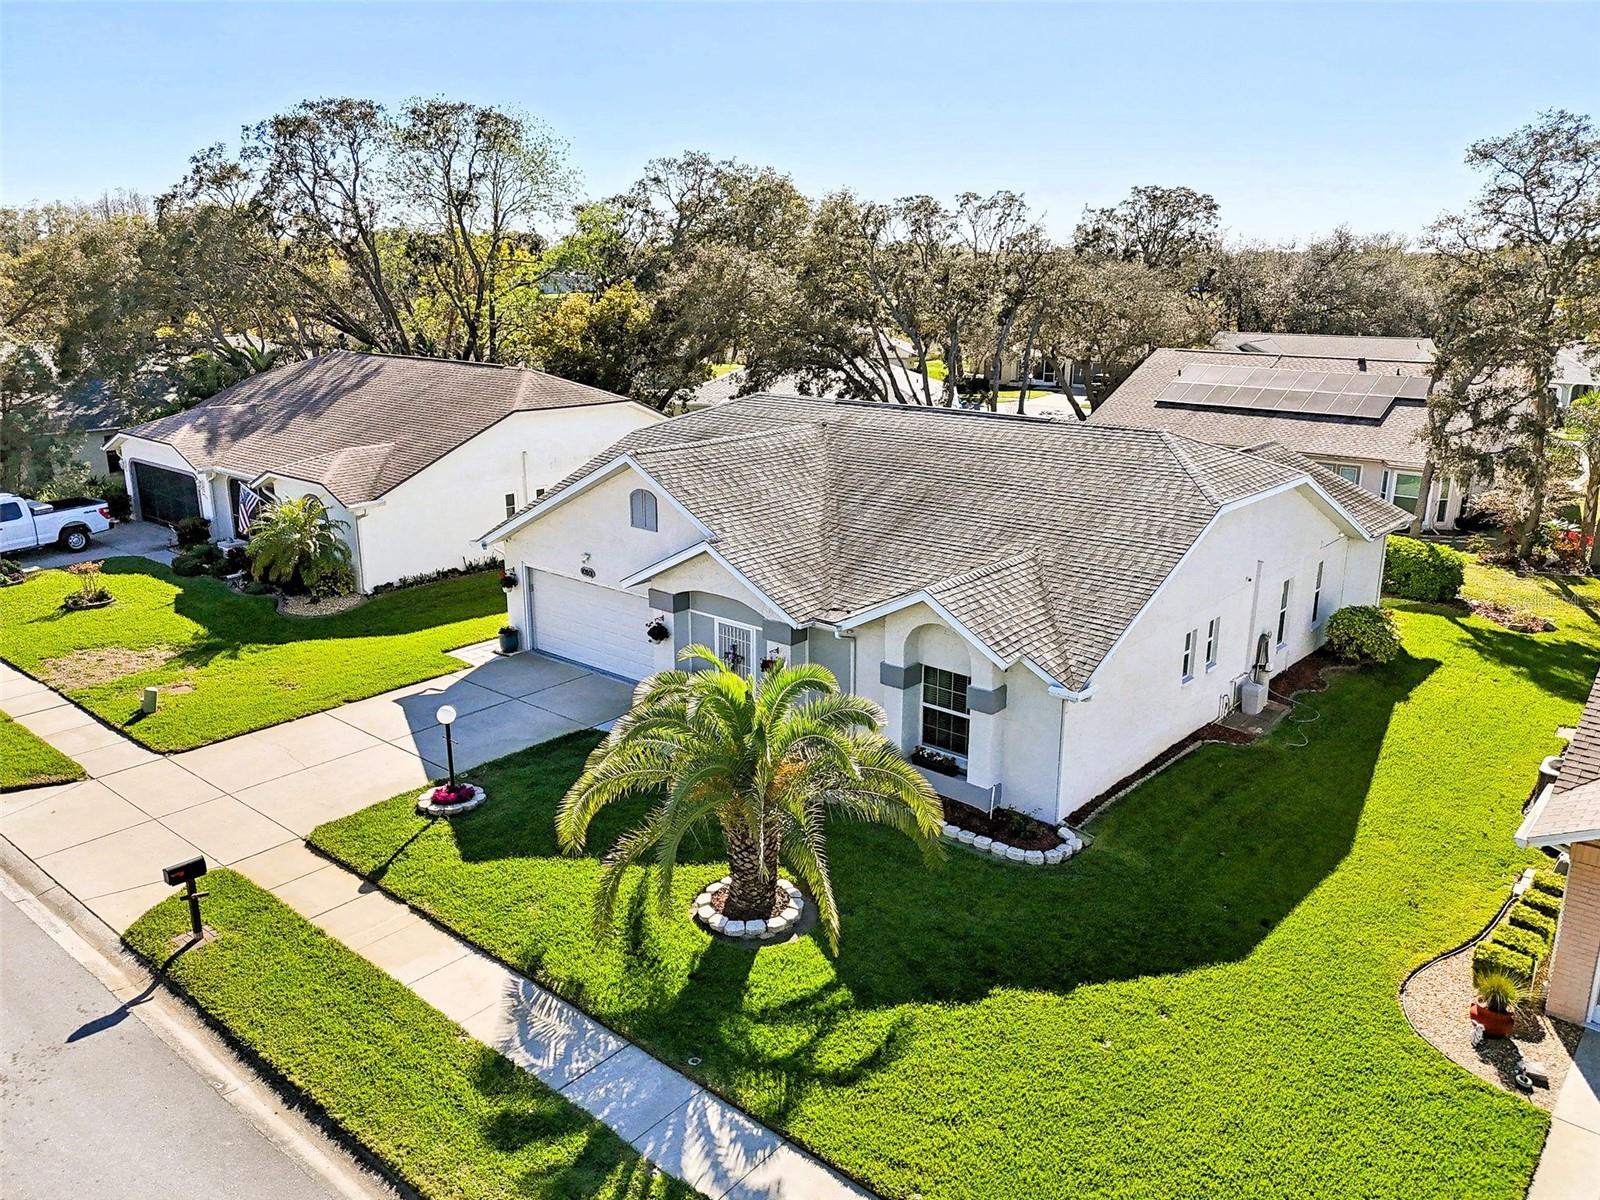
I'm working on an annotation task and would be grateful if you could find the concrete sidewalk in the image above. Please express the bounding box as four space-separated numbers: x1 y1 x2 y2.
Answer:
1 653 871 1200
1528 1030 1600 1199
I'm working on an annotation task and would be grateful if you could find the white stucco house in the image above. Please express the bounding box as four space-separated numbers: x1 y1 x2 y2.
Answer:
1091 333 1469 531
108 351 661 592
480 395 1409 825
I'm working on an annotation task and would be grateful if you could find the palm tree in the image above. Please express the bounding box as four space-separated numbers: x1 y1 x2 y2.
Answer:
556 646 943 953
245 495 353 593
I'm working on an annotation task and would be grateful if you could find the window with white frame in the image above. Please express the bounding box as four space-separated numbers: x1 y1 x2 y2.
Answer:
504 492 517 518
1276 578 1292 645
1205 617 1219 670
920 666 971 758
1312 561 1325 623
629 488 658 531
1433 478 1451 525
1181 629 1197 683
1334 463 1361 485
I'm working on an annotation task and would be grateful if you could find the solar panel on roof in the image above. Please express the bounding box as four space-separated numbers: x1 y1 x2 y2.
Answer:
1153 363 1429 421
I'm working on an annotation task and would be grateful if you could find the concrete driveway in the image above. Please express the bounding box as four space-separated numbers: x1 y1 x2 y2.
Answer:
17 519 174 570
0 646 633 932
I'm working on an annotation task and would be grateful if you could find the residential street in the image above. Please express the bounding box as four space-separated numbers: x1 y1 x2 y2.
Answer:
0 891 342 1200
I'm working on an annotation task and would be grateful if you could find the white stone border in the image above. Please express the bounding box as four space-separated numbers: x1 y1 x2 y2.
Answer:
692 876 805 941
416 784 486 817
938 821 1086 866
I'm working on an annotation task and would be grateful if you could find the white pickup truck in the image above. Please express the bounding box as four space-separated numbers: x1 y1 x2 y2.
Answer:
0 493 114 554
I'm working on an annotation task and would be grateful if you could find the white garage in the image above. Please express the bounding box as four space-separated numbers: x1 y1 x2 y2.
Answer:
527 569 655 680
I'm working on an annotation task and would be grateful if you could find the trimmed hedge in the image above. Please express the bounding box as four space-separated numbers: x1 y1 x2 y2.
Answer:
1325 605 1401 664
1491 924 1546 965
1383 537 1466 602
1532 869 1566 898
1508 901 1557 945
1524 889 1563 919
1473 939 1534 987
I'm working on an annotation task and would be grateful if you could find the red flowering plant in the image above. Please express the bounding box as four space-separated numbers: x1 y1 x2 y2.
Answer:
431 781 477 806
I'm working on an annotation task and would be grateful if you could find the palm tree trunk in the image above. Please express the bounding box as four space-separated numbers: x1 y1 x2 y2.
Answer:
723 823 778 919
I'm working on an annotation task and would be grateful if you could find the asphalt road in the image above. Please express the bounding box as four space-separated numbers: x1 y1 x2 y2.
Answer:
0 892 342 1200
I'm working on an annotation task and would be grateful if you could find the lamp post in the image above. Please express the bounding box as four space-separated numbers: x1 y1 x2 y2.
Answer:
437 704 458 788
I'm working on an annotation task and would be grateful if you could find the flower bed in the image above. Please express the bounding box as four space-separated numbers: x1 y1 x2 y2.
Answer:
691 876 806 941
1466 599 1555 633
939 815 1085 866
941 797 1061 850
415 782 485 817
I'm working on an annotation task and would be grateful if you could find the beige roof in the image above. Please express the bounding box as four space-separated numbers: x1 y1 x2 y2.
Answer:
1089 348 1434 467
1520 669 1600 846
124 351 636 505
504 396 1407 690
1210 331 1437 364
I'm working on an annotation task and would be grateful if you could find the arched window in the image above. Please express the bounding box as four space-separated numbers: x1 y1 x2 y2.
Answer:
629 488 658 531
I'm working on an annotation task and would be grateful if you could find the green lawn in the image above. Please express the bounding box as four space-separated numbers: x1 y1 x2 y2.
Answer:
0 714 86 790
0 559 503 751
1462 559 1600 627
125 870 699 1200
310 592 1600 1199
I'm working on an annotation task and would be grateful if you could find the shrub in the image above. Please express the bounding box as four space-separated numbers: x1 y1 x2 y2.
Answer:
1491 923 1546 966
173 516 211 548
1532 869 1566 898
242 580 275 596
1382 537 1465 602
1472 965 1524 1014
1473 939 1534 988
1508 901 1557 944
0 557 23 584
246 496 353 596
171 544 224 577
1324 605 1401 664
1524 889 1563 919
64 560 110 605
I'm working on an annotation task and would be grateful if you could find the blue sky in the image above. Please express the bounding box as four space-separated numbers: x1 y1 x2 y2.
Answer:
3 2 1596 243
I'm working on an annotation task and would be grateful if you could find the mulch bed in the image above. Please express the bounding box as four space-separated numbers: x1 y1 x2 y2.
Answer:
709 886 787 921
1267 648 1341 704
277 592 368 618
940 796 1062 849
1465 599 1556 633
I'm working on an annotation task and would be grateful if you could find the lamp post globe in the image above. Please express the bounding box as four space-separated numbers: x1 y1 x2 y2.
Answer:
437 705 459 786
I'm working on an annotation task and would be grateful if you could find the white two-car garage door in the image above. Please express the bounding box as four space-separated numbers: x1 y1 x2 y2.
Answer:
528 570 655 681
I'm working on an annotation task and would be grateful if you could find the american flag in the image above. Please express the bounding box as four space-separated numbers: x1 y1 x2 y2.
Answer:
236 485 261 535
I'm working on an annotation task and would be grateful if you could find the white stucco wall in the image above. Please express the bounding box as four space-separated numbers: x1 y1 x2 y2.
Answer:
356 403 659 589
1057 485 1382 812
495 462 711 644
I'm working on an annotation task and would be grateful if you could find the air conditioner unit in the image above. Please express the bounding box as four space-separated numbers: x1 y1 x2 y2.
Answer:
1239 680 1268 716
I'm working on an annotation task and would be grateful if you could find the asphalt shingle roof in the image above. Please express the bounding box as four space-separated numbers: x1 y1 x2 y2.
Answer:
1089 348 1434 467
1520 668 1600 844
1210 331 1437 363
514 396 1407 689
124 351 635 505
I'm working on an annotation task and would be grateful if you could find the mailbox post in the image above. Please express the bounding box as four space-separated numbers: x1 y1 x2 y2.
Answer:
163 856 209 940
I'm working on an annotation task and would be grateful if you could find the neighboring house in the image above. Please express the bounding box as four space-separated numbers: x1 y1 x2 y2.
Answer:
1208 331 1437 363
480 395 1408 825
1088 341 1467 530
1516 667 1600 1029
47 379 138 476
109 351 662 592
1555 344 1597 409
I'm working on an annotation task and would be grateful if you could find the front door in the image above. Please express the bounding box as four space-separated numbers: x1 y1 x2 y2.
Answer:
713 618 759 680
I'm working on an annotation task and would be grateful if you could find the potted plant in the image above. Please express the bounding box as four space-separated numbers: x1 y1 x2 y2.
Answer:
499 571 518 590
1469 965 1522 1038
498 624 520 654
645 617 671 644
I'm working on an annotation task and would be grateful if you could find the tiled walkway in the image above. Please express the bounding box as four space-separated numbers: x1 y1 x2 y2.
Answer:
0 651 871 1200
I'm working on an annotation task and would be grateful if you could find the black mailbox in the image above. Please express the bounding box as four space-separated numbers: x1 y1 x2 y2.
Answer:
163 856 208 886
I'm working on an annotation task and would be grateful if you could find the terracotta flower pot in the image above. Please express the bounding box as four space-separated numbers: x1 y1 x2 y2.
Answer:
1469 1001 1515 1038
